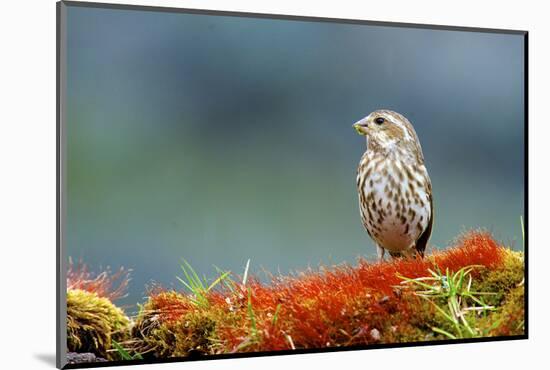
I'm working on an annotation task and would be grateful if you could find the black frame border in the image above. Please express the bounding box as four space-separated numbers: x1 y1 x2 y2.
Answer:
56 1 529 369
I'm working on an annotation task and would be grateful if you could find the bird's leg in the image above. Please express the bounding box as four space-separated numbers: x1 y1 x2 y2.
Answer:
376 244 386 262
403 243 424 259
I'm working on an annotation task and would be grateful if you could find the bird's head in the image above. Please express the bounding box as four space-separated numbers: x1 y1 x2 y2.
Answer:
353 109 420 153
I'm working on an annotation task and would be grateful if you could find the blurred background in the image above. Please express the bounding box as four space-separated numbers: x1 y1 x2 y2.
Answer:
66 5 525 307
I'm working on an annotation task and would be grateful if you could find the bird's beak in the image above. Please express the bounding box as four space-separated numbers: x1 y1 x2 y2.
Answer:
353 121 368 136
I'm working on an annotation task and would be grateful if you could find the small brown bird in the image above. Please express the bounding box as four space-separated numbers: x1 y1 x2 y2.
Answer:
353 110 433 260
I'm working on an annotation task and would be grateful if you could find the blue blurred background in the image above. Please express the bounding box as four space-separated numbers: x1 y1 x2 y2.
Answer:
66 6 525 307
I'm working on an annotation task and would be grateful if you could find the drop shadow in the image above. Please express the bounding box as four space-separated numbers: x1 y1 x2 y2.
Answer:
34 353 57 367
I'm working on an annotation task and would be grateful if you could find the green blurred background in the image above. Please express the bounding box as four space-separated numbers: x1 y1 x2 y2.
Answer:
66 6 525 307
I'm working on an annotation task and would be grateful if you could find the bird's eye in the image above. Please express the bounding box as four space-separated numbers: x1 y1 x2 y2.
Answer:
375 117 385 125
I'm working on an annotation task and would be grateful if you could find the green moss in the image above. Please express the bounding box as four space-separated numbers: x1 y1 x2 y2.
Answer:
67 289 130 360
133 319 178 359
170 312 218 356
130 294 179 358
480 285 525 336
473 250 524 307
131 292 222 358
394 251 525 341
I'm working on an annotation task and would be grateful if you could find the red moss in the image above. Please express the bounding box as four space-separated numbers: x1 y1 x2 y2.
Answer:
149 292 194 323
142 231 513 354
434 232 503 272
67 258 131 302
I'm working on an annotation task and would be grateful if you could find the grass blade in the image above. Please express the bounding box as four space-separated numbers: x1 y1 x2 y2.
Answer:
112 340 142 360
272 304 282 326
431 327 457 340
207 270 231 292
242 259 251 286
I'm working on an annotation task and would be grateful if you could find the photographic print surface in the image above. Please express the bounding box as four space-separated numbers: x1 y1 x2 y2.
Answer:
58 1 527 368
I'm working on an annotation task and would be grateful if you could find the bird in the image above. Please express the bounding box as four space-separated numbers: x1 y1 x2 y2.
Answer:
353 109 433 261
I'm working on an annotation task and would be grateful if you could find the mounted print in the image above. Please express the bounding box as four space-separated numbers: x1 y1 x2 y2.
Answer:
57 1 528 368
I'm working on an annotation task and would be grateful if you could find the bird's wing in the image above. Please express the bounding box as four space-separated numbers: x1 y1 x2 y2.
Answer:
414 180 433 257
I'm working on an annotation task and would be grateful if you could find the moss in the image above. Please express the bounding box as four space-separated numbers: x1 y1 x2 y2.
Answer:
131 291 222 358
170 312 219 356
473 250 524 307
134 319 178 359
89 233 525 358
480 285 525 336
130 292 182 358
387 250 524 342
67 289 130 360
